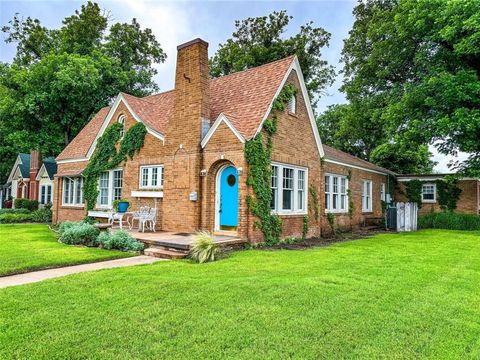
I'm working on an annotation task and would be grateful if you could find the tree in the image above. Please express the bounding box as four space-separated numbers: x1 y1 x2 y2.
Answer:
0 1 166 183
209 10 335 107
337 0 480 176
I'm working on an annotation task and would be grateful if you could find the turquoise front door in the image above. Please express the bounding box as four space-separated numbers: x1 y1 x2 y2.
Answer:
219 166 239 229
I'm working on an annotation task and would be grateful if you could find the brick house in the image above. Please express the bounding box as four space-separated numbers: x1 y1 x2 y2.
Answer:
2 150 57 208
396 175 480 215
52 38 396 243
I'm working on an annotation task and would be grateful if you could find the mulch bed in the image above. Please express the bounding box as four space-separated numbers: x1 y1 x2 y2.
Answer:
263 228 395 250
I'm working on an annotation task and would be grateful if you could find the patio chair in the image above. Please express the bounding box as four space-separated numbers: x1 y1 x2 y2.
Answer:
127 206 150 230
139 207 157 233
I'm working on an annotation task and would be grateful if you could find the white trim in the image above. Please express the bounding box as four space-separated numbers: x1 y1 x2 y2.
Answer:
421 183 437 203
131 190 163 198
254 57 325 158
362 180 373 213
62 176 84 207
7 156 23 184
324 173 349 214
397 176 479 182
138 165 164 189
270 161 308 216
324 159 391 176
201 113 245 148
56 157 89 164
86 93 165 159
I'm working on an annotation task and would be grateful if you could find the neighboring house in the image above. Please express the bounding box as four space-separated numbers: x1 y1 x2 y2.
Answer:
52 38 398 243
396 174 480 214
3 151 57 208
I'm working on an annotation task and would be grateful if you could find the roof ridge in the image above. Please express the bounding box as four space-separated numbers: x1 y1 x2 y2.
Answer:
210 55 295 83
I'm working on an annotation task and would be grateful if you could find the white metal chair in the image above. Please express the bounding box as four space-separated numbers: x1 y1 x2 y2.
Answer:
108 211 126 230
128 206 150 230
139 207 157 232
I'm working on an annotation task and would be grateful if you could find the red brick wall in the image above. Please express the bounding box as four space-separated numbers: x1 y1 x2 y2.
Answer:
322 162 389 236
395 180 479 214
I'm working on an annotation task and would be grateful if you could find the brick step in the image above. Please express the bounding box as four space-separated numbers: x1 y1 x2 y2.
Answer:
143 246 188 260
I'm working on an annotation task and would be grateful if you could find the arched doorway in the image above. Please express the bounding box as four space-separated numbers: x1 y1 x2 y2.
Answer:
215 165 239 232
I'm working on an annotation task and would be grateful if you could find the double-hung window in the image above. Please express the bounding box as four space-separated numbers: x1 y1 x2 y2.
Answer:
380 183 386 202
63 177 83 206
40 184 52 205
97 169 123 208
325 174 348 213
422 184 436 203
139 165 164 189
270 163 307 214
362 180 372 212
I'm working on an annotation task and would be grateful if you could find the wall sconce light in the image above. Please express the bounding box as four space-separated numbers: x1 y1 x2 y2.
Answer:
237 167 243 175
200 169 207 177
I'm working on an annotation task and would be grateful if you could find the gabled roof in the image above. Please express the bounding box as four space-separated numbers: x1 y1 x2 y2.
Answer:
323 145 395 176
40 157 57 180
56 55 323 162
18 153 30 178
57 107 111 161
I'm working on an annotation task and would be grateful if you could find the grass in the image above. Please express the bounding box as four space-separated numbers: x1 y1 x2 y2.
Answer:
1 229 480 358
0 224 133 276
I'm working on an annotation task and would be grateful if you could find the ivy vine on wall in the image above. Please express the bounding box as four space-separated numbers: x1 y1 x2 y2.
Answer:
244 84 297 245
83 122 147 210
436 177 462 211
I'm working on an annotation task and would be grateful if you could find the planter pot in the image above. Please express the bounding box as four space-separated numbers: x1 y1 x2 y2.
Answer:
118 201 129 213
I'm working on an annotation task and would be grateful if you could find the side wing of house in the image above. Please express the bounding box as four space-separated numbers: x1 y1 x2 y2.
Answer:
53 94 169 226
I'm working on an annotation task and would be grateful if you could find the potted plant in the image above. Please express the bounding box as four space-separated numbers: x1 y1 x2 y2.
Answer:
113 199 130 213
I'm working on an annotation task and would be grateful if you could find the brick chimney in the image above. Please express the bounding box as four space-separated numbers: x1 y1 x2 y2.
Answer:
29 149 42 201
163 38 210 232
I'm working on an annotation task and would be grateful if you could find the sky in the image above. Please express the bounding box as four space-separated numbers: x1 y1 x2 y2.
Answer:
0 0 468 172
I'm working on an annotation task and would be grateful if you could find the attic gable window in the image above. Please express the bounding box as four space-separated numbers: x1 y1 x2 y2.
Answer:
118 114 126 138
288 94 296 114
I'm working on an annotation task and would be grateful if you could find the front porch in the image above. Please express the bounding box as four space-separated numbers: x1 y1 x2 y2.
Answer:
118 229 246 259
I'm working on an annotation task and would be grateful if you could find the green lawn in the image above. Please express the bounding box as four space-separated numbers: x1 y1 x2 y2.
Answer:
1 230 480 359
0 224 133 276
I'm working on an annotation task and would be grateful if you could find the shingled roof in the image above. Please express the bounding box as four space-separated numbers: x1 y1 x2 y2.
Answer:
57 56 296 161
323 144 395 175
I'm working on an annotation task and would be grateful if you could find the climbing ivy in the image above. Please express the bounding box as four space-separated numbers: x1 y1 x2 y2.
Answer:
83 122 147 210
404 179 423 208
346 169 354 220
309 184 320 222
244 84 297 245
302 215 309 240
436 177 462 211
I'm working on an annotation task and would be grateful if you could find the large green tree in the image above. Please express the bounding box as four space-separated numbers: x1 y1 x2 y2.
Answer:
320 0 480 176
209 10 335 107
0 2 165 183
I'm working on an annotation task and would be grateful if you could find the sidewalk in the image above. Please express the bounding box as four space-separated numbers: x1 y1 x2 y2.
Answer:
0 256 163 289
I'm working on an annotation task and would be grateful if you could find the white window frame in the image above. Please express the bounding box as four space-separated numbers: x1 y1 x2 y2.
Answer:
270 162 308 215
97 169 123 208
118 114 126 139
139 165 164 189
62 177 83 206
39 184 52 205
421 183 436 203
324 174 349 213
288 94 296 114
380 183 386 202
362 180 373 212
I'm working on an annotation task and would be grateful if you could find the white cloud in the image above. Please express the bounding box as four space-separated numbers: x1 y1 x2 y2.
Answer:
430 144 470 173
114 0 194 92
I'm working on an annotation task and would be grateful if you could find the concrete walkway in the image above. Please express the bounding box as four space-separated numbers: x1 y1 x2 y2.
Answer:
0 256 163 289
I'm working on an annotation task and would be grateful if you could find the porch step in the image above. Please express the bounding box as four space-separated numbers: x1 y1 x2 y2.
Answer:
143 246 188 260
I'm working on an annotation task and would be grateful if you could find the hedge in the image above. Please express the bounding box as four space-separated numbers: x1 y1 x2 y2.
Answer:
418 212 480 231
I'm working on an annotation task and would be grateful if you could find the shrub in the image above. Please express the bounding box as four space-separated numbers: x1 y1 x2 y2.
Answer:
60 223 99 246
418 212 480 231
96 230 144 252
14 199 39 211
31 208 53 223
0 213 33 223
59 221 79 235
189 231 222 263
0 208 30 215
